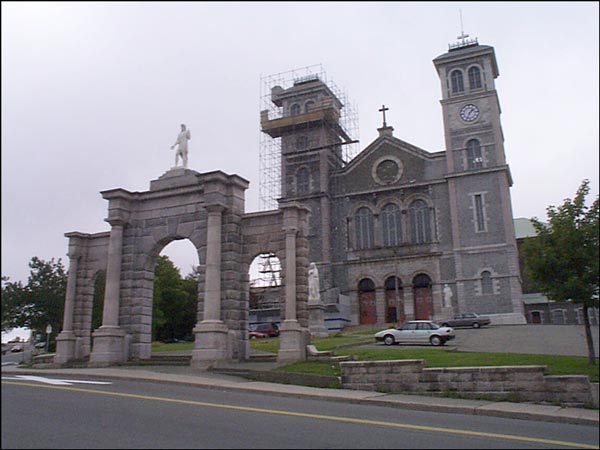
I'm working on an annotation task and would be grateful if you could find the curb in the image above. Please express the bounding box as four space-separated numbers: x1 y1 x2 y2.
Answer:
2 366 598 426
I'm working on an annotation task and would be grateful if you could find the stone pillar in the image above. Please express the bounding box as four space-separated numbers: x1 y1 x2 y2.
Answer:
90 220 127 366
192 204 230 367
278 226 306 362
55 249 80 365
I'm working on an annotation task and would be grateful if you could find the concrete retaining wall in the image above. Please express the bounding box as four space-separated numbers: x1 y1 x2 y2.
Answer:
340 360 594 406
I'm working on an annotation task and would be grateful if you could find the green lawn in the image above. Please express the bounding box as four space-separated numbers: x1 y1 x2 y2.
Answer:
152 334 599 382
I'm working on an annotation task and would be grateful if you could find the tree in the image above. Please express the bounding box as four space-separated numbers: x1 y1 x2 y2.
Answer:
1 257 67 350
152 256 197 342
523 180 599 364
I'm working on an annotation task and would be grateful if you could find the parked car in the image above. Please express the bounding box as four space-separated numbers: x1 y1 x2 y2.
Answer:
10 345 24 353
437 313 491 329
253 323 280 337
249 330 267 339
374 320 455 346
34 342 46 349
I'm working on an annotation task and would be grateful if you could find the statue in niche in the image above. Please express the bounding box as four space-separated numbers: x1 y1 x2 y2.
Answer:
443 283 453 308
171 123 191 168
308 262 321 303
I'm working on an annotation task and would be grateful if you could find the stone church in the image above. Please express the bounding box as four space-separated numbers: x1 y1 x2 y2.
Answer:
54 36 526 369
260 38 525 326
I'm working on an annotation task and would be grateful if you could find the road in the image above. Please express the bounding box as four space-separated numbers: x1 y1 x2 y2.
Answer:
2 375 598 449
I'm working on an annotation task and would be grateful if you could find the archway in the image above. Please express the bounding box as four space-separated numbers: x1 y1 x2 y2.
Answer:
413 273 433 320
248 252 283 332
384 276 404 324
151 239 199 346
358 278 377 324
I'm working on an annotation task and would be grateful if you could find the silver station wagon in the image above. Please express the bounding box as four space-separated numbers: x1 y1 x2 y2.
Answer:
374 320 455 346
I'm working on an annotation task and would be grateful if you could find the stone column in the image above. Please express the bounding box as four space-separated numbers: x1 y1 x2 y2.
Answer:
90 220 127 366
54 249 80 365
278 225 307 363
192 204 230 367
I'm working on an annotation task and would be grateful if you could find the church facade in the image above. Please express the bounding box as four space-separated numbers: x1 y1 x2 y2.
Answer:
261 39 525 325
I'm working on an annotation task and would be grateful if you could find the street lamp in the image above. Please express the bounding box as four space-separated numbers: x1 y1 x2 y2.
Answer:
45 324 52 353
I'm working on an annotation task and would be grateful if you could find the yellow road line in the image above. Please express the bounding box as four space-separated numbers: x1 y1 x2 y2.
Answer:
3 381 596 449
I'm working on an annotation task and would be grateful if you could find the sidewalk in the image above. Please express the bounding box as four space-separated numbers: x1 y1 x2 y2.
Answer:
2 363 598 426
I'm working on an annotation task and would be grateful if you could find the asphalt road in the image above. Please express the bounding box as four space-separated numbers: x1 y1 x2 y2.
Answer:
2 376 598 449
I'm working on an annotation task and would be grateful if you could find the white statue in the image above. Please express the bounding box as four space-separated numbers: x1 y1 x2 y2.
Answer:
171 123 191 168
308 262 321 303
443 283 453 308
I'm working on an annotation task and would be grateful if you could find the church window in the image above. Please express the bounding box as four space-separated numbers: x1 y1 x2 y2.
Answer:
466 139 483 169
355 207 374 249
468 66 482 90
450 69 464 94
473 193 487 232
296 167 309 195
481 270 493 294
290 104 301 116
409 200 431 244
382 203 402 247
305 100 315 113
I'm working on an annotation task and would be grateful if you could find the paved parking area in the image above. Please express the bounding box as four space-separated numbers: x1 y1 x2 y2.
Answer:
450 325 599 357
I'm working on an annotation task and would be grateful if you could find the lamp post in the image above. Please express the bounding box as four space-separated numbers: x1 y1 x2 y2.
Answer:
45 324 52 353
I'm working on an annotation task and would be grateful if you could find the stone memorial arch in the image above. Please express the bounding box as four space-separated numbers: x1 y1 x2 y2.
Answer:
55 168 311 367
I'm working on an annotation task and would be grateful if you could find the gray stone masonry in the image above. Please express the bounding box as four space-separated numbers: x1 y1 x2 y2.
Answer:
340 360 594 407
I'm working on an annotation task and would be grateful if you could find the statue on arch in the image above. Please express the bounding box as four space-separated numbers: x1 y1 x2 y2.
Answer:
171 123 191 168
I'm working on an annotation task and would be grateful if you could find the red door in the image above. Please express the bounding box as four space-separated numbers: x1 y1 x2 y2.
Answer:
414 287 433 320
531 311 541 324
359 291 377 324
385 289 405 323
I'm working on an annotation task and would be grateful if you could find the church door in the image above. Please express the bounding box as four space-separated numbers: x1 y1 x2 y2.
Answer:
413 274 433 320
358 278 377 324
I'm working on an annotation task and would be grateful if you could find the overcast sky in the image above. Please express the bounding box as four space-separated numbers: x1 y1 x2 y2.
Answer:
2 1 599 288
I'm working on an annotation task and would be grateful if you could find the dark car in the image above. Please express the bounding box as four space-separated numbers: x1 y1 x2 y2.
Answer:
253 323 279 337
10 345 24 353
437 313 491 329
249 330 267 339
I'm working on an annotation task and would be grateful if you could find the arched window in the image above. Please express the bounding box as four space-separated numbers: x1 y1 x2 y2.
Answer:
296 167 309 195
466 139 483 169
358 278 376 292
468 66 482 90
354 207 374 250
481 270 493 294
305 100 315 113
409 200 431 244
451 70 464 94
381 203 402 247
290 104 301 116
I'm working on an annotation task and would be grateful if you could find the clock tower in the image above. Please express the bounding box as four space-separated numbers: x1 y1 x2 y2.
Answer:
433 36 525 322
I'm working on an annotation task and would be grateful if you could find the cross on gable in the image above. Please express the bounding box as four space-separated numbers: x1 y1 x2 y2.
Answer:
379 105 389 127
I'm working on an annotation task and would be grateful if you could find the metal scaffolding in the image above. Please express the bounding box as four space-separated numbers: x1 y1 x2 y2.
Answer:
258 64 360 211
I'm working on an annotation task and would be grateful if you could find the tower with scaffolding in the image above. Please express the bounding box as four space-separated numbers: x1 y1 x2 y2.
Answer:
259 65 360 305
258 64 359 211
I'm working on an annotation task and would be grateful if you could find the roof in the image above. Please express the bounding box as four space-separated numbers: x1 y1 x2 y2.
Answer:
514 217 539 239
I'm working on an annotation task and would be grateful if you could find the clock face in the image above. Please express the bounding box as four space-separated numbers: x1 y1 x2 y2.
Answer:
460 104 480 122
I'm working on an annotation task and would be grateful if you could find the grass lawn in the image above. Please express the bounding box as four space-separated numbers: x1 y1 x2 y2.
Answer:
152 333 599 382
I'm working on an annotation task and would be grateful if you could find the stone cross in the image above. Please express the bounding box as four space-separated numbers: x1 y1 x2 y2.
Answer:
379 105 389 128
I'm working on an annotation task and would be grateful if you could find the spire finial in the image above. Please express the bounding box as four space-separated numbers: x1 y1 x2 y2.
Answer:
379 104 389 128
448 9 478 50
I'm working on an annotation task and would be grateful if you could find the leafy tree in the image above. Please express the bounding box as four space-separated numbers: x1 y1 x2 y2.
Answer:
1 257 67 350
152 256 197 342
523 180 599 364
